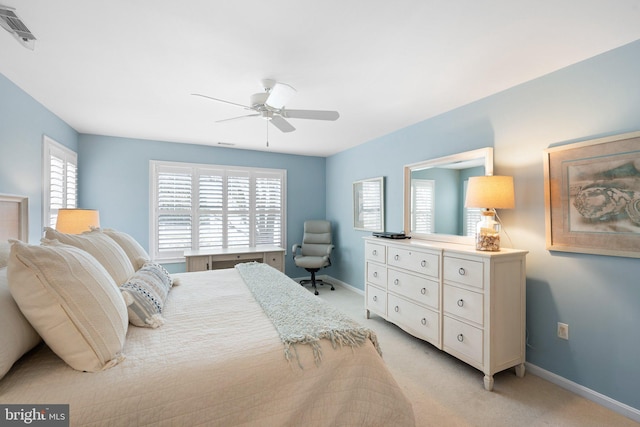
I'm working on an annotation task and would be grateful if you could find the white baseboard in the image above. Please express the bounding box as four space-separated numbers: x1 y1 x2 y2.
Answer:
526 363 640 423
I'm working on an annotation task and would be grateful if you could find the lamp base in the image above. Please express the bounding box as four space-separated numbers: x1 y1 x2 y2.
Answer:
475 210 501 251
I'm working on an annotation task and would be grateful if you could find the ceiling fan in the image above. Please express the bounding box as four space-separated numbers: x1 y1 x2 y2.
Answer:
192 79 340 135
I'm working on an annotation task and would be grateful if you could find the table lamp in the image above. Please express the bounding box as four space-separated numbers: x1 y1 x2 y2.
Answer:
464 176 514 251
55 208 100 234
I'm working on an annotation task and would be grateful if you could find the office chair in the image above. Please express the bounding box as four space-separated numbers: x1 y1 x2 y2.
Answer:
292 220 335 295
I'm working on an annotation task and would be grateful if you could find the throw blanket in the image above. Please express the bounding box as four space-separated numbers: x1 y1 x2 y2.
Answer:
235 262 381 367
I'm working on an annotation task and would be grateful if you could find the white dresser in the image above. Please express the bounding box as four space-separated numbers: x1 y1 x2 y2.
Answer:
364 237 527 391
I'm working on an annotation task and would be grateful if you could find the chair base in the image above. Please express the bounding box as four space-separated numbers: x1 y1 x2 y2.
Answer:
299 269 334 295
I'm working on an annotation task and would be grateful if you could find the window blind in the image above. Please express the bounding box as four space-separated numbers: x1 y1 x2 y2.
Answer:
411 179 434 233
43 136 77 229
151 161 286 262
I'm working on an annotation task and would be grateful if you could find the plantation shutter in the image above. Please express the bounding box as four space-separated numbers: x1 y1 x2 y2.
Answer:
44 136 77 229
151 161 286 262
227 170 251 247
361 179 382 231
255 173 283 246
157 168 192 258
412 179 434 233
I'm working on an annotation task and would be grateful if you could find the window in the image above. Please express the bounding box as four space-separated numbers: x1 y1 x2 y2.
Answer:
43 136 77 229
411 179 434 233
150 161 286 262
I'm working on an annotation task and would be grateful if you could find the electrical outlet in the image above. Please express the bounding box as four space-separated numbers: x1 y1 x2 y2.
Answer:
557 322 569 340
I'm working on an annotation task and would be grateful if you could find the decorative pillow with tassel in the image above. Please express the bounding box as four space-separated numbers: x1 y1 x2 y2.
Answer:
120 262 175 328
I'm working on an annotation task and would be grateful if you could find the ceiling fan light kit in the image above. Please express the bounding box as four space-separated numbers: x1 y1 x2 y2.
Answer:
193 79 340 146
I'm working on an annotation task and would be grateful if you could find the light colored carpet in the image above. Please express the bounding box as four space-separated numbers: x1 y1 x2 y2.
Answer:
306 281 638 427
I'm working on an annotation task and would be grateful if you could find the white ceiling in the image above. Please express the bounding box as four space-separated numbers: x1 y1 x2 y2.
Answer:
2 1 640 157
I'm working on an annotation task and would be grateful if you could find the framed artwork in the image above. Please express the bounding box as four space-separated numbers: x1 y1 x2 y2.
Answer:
543 131 640 258
353 177 384 232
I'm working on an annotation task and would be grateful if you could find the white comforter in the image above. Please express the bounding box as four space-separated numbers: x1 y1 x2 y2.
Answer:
0 268 415 426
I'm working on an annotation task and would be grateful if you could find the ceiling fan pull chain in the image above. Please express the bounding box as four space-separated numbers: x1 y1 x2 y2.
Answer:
266 118 269 147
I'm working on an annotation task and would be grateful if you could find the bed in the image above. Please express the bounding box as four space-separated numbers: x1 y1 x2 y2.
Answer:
0 199 414 426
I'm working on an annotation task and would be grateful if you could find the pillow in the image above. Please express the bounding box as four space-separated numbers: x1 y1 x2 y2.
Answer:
101 228 150 271
120 262 174 328
44 227 135 285
7 240 128 372
0 241 10 268
0 267 41 380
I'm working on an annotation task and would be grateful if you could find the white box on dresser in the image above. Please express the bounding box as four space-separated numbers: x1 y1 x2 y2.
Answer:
364 237 527 391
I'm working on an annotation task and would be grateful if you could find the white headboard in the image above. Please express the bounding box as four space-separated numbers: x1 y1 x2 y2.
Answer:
0 194 28 242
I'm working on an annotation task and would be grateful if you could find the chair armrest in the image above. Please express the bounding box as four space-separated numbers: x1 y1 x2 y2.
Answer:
325 244 335 256
292 243 301 258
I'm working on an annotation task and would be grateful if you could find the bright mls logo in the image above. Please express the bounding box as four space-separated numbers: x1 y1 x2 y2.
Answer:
1 405 69 426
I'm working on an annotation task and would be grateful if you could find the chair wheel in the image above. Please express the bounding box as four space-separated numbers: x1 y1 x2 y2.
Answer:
330 287 335 291
314 290 319 296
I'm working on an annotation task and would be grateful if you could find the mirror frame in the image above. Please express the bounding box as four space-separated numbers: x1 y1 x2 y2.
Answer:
403 147 494 244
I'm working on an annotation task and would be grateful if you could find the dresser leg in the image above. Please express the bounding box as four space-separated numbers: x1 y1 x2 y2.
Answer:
483 375 494 391
515 363 526 378
365 309 370 319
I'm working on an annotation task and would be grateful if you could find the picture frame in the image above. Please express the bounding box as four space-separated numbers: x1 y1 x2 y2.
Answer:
543 131 640 258
353 176 384 232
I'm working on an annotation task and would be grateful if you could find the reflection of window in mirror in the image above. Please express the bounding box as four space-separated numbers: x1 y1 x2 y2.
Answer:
463 180 481 236
411 179 434 233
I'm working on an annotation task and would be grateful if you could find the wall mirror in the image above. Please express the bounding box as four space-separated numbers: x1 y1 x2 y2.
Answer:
403 147 493 244
353 176 384 232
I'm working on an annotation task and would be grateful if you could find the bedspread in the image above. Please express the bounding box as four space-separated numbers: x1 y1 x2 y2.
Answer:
0 267 415 426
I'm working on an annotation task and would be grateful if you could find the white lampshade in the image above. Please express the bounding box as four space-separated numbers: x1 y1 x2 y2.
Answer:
465 176 515 209
55 209 100 234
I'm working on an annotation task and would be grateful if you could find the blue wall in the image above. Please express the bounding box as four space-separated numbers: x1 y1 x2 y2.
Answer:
327 39 640 412
77 134 326 274
0 73 78 243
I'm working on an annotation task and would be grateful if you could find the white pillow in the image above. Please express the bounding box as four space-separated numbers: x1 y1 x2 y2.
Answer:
7 240 128 372
102 228 150 271
44 227 135 286
120 261 174 328
0 267 41 379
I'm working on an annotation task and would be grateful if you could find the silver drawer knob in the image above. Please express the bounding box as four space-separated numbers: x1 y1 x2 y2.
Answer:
421 318 427 326
394 254 399 261
457 334 464 342
458 267 466 276
372 249 377 256
394 279 399 286
457 299 464 307
420 287 427 295
373 296 377 302
421 260 427 268
373 271 378 278
394 306 399 313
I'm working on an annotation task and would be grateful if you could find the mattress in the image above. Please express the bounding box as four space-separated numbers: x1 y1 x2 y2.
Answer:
0 267 415 426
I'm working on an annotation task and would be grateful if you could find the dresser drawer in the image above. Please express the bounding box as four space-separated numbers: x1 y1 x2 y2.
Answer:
443 284 483 325
365 241 386 263
366 262 387 288
388 294 439 345
443 316 483 365
387 246 439 278
388 268 439 310
264 251 284 272
366 284 387 316
443 256 484 289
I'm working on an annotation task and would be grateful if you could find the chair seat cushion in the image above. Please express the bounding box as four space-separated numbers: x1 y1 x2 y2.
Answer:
294 255 329 269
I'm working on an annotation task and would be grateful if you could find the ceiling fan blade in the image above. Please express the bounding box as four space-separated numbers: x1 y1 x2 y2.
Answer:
265 82 297 109
270 115 296 133
282 109 340 121
216 113 260 123
192 93 252 110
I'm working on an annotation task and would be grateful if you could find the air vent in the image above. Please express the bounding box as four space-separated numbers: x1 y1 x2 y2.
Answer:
0 4 36 50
